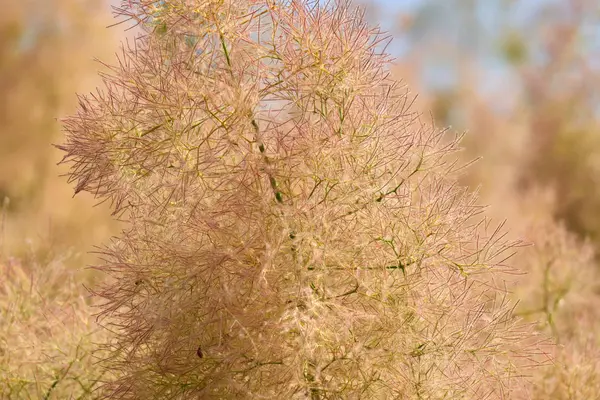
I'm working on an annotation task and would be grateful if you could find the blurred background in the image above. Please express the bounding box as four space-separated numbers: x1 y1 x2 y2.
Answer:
2 0 600 397
371 0 600 247
0 0 121 270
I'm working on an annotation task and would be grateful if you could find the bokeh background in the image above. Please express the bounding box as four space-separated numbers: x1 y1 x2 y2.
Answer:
381 0 600 248
2 0 600 398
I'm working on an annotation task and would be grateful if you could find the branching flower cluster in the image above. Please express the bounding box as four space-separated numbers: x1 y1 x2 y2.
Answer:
59 0 545 398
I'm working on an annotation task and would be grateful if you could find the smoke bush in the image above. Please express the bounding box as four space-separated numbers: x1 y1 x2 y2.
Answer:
58 0 544 398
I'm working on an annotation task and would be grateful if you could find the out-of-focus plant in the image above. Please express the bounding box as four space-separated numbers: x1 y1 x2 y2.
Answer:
57 0 546 398
514 0 600 245
0 252 115 399
485 188 600 399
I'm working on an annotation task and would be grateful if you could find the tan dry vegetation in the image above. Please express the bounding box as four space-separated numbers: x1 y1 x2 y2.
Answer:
0 255 115 399
482 188 600 399
0 1 122 398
